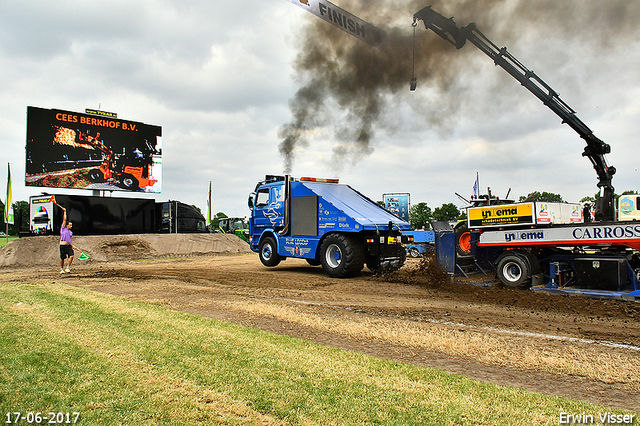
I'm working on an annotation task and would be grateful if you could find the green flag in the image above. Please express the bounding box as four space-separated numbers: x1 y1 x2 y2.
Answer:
5 163 12 224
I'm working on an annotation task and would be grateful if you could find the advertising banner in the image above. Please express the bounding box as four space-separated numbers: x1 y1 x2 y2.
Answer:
383 193 410 222
25 106 162 193
618 195 640 221
30 196 54 234
288 0 386 46
468 203 534 227
469 202 585 228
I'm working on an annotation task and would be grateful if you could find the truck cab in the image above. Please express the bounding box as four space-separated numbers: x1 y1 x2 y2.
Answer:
248 175 413 278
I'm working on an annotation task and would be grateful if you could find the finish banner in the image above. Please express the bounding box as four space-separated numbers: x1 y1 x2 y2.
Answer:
288 0 386 46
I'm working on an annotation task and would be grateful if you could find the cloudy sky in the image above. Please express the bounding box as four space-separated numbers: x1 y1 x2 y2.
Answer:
2 0 640 220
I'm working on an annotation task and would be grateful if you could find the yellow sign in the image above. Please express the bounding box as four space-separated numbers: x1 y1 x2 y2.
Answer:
469 203 534 227
85 108 117 118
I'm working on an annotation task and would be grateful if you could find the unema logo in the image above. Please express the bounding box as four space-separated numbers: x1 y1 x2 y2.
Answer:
482 207 517 219
505 231 544 242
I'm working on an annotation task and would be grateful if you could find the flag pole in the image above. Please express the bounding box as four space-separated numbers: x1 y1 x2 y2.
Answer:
208 181 212 228
5 163 11 245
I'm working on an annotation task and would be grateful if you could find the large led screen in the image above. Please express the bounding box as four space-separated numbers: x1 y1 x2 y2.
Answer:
25 106 162 193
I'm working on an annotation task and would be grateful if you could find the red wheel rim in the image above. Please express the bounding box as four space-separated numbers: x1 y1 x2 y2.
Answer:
459 232 471 253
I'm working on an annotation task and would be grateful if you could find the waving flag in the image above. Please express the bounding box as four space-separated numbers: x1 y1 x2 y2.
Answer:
472 172 479 200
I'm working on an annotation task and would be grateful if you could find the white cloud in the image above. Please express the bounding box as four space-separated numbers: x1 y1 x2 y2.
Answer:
1 0 640 223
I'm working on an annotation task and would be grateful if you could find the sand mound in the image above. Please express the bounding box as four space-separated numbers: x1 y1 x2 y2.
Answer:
0 233 252 267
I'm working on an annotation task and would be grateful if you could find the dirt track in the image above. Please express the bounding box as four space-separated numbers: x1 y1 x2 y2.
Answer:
1 235 640 412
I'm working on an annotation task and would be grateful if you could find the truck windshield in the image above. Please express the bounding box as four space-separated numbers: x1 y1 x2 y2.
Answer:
256 190 269 207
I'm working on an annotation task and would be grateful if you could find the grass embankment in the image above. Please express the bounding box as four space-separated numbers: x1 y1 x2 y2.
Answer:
0 235 18 248
0 282 627 425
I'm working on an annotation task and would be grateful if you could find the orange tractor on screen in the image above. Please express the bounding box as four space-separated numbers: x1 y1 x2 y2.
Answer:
85 132 157 190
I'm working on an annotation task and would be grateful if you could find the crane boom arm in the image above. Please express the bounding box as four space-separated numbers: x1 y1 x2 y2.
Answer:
413 6 616 220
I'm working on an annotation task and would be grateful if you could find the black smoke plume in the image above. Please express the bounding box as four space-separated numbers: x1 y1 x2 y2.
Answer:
279 0 640 174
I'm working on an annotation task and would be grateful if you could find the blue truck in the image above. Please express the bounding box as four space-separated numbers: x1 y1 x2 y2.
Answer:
248 175 413 278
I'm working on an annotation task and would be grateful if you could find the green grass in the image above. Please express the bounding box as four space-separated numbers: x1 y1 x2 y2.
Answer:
0 235 18 247
0 281 631 425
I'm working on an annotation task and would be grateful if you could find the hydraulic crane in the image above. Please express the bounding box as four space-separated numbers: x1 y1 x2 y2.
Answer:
413 6 616 221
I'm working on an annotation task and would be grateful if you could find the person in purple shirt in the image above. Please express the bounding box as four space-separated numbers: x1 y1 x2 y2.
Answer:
59 207 74 274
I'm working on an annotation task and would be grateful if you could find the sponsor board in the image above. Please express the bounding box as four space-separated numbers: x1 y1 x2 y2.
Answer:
469 202 584 228
383 193 410 221
30 196 54 234
469 203 534 227
618 195 640 221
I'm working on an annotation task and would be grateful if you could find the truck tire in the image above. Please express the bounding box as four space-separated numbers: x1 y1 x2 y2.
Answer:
454 222 472 257
396 245 407 268
320 234 365 278
88 169 105 183
259 236 281 267
121 174 139 190
409 247 421 258
496 253 532 289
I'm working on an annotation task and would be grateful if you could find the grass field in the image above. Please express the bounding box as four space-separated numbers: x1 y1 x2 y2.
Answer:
0 281 631 425
0 235 18 248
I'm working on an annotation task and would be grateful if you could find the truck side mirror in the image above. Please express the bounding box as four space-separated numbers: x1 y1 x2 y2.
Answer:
248 193 255 209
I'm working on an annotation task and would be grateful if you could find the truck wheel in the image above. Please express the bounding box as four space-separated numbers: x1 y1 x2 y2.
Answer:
88 169 105 182
396 246 407 268
259 237 281 267
320 234 365 278
390 245 407 271
409 247 421 258
121 174 139 190
496 253 531 289
454 223 472 257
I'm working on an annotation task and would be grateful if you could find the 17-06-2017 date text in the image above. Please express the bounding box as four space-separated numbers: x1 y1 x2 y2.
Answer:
5 412 80 424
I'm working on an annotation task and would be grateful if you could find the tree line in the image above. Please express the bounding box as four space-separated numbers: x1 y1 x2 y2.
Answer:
0 200 28 236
